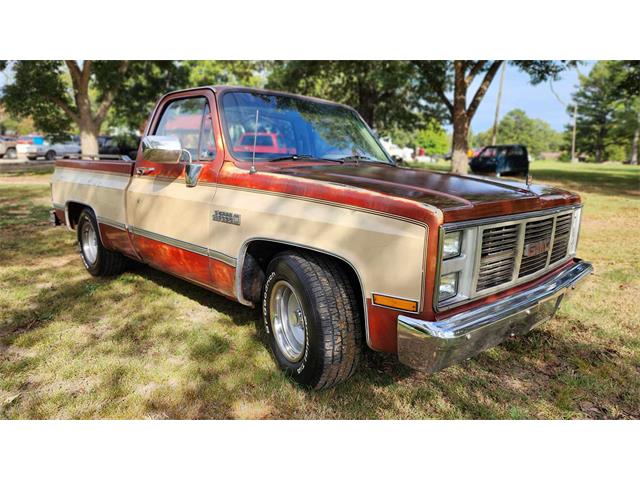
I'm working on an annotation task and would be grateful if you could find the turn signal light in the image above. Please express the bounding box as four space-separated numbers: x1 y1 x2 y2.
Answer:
372 294 418 312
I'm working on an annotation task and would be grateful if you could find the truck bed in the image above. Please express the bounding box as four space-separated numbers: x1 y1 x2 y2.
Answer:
51 158 135 230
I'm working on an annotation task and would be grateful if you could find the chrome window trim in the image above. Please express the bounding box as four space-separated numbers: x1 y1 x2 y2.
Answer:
435 205 582 312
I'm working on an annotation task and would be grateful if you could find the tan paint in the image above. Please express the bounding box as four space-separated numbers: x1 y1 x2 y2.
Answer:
52 168 429 338
52 167 131 226
210 185 427 305
126 176 216 250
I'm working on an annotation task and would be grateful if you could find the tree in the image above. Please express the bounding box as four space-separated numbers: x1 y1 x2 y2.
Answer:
266 61 446 133
0 103 34 135
474 109 563 157
568 61 639 163
416 61 575 174
1 61 189 156
186 60 267 88
414 121 450 155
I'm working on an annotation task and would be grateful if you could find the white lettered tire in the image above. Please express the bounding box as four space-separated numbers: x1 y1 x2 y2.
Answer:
262 251 363 389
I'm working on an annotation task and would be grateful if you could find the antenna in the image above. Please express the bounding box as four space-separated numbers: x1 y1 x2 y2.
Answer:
250 109 259 174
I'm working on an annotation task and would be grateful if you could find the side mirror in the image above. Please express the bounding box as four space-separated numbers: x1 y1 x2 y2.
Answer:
141 135 182 164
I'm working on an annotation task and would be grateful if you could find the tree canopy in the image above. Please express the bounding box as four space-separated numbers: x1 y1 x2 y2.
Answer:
415 60 576 173
568 61 639 163
266 61 447 134
474 109 563 157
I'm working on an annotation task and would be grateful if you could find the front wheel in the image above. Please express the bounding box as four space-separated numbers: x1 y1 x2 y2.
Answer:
77 209 127 276
5 148 17 159
262 251 363 390
45 150 56 161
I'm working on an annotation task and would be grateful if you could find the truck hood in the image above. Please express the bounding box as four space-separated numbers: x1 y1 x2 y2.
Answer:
274 163 580 222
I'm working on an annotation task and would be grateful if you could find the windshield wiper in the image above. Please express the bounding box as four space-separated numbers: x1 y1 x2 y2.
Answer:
268 154 344 163
337 154 381 164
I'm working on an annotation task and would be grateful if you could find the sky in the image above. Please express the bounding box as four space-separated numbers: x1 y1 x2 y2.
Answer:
466 61 595 134
1 61 594 134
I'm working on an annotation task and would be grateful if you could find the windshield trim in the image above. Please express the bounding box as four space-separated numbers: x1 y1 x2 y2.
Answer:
217 88 394 167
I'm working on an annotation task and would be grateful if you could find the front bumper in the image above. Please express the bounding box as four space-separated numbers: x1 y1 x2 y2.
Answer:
397 259 593 372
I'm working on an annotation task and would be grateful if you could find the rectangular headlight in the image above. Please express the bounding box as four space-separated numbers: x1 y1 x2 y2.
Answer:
439 272 459 301
443 231 462 259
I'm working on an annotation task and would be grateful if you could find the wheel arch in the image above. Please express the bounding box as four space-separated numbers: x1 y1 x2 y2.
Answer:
64 201 108 247
236 238 370 347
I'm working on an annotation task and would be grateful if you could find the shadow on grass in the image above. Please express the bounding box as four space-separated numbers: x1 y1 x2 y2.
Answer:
1 177 639 419
530 167 639 198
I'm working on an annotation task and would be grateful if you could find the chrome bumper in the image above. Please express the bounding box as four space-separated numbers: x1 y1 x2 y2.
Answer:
397 259 593 372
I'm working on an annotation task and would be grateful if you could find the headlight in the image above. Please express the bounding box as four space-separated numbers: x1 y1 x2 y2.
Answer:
439 272 459 301
443 231 462 259
568 207 582 255
437 227 478 307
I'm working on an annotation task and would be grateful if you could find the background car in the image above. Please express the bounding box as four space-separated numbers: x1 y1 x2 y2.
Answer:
17 134 81 161
469 144 530 176
380 137 413 163
98 135 140 159
232 132 295 155
0 136 18 159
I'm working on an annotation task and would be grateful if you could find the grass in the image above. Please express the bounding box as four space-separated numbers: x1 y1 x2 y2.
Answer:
0 162 639 419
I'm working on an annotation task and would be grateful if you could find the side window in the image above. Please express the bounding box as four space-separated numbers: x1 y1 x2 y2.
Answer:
199 104 216 160
155 97 216 161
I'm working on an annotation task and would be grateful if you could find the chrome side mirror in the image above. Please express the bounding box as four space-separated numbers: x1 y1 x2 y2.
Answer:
141 135 182 164
185 163 203 188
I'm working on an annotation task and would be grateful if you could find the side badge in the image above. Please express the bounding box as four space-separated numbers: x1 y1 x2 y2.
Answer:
213 210 241 226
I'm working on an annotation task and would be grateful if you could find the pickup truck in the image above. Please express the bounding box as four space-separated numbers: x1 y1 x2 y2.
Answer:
50 86 592 389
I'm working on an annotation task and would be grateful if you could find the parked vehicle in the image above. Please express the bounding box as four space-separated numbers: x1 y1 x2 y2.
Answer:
50 87 592 389
470 144 530 176
0 136 18 159
380 137 413 163
233 132 295 156
18 134 81 161
98 135 140 159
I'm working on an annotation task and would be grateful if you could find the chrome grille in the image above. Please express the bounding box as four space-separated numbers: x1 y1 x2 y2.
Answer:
476 224 519 291
473 209 577 294
518 218 554 277
549 213 572 264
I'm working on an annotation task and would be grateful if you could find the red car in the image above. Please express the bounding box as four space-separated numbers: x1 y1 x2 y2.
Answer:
232 132 295 155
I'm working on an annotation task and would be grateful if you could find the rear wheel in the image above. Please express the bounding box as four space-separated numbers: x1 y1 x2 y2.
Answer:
262 251 363 390
5 148 17 159
77 209 127 276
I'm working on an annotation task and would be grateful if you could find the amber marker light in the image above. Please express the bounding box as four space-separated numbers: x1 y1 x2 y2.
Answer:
372 294 419 312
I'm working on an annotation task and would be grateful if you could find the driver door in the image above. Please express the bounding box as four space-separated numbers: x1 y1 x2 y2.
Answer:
126 89 222 286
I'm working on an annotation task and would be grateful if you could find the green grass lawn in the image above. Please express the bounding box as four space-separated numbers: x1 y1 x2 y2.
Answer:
0 161 638 419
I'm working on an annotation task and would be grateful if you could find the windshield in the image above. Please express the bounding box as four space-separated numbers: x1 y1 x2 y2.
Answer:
221 91 392 164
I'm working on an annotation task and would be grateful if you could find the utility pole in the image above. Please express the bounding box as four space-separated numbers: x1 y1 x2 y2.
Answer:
570 102 578 163
550 70 580 163
491 62 507 145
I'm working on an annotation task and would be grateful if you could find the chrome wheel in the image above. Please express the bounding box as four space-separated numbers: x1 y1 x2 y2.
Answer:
269 280 306 362
81 220 98 265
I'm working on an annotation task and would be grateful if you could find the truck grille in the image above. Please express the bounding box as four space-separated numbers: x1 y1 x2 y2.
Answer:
475 210 576 293
549 213 573 264
476 224 518 291
518 218 554 277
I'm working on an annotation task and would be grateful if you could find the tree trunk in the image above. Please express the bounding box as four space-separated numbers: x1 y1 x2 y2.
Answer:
79 120 99 157
451 61 469 175
631 112 639 165
75 86 99 157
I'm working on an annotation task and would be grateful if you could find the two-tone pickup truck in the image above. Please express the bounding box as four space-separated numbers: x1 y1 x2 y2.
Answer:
50 86 592 389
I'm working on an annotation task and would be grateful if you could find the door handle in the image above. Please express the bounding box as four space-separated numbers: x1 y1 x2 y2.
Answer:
136 167 155 176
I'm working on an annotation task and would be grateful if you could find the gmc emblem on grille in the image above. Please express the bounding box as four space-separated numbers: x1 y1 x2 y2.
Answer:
524 239 551 257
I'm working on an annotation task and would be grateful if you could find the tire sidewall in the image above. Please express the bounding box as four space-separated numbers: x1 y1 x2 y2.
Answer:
262 256 324 387
77 210 103 276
